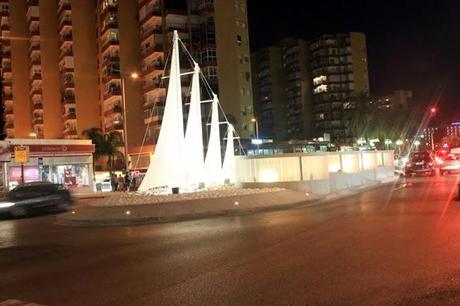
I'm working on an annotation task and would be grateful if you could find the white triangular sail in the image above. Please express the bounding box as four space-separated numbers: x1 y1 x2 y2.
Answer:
139 31 186 192
204 94 222 185
184 63 205 186
222 123 236 183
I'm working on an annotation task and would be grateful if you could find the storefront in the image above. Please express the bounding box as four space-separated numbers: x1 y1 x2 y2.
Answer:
6 139 95 193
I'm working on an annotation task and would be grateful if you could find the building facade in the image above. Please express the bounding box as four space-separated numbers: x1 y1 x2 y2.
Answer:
310 32 369 143
0 0 254 169
251 38 311 141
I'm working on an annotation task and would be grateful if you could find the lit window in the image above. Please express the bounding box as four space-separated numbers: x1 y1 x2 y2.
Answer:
236 35 242 45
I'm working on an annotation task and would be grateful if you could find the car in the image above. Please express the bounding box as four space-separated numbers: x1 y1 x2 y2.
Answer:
0 182 73 217
440 154 460 175
404 151 436 177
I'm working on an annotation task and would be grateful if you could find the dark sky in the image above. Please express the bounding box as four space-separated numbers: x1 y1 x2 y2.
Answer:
247 0 460 122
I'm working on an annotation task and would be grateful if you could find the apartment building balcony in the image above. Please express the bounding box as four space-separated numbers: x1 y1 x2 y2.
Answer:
62 80 74 89
32 102 43 111
59 17 72 31
101 21 119 35
141 25 162 41
104 104 122 117
0 10 9 17
2 64 11 73
143 96 165 109
3 93 12 101
4 121 13 129
3 79 12 87
144 114 161 125
3 107 13 115
31 57 41 65
105 121 124 132
63 128 78 137
30 73 42 81
102 71 121 83
62 94 75 105
63 112 76 121
32 117 44 125
143 80 161 93
0 49 11 58
61 32 73 42
1 24 9 32
103 87 121 100
140 5 162 25
103 54 120 65
57 2 71 16
142 43 163 58
30 87 42 96
29 42 40 52
101 38 119 53
142 59 164 76
100 4 117 18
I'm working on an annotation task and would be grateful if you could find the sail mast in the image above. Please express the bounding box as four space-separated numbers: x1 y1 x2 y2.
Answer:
139 30 186 192
184 63 205 186
222 123 236 183
204 94 223 185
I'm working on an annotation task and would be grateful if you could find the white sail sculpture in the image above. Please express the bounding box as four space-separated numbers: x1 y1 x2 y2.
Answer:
139 31 186 192
222 123 236 183
184 63 205 187
139 30 240 193
204 94 223 185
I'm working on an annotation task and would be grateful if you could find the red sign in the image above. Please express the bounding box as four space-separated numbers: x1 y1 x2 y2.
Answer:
10 144 94 156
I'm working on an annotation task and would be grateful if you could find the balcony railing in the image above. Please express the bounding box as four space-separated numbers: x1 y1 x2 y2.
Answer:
63 112 76 120
142 43 163 57
4 121 14 129
140 5 162 24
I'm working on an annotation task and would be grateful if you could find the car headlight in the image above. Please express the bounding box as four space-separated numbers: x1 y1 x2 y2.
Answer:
0 201 15 209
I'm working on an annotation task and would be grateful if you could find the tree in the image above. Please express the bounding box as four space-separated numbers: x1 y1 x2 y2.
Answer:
82 128 125 171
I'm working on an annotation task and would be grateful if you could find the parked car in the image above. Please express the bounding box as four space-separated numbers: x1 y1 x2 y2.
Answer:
0 182 73 217
440 154 460 175
404 151 436 176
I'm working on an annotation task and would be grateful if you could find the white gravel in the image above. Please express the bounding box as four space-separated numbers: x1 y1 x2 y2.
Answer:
91 186 285 207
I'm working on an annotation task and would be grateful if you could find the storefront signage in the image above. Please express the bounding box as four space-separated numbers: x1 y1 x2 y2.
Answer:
10 144 94 156
14 146 29 163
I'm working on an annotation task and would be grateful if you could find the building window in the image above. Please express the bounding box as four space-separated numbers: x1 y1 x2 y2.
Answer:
236 35 242 45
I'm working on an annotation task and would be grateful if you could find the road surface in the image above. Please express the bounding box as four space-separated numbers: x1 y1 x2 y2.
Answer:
1 175 460 305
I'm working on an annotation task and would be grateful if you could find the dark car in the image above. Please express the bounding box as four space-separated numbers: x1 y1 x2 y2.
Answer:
404 151 436 177
0 182 73 217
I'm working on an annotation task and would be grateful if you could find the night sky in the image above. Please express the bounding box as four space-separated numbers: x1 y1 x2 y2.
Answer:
247 0 460 123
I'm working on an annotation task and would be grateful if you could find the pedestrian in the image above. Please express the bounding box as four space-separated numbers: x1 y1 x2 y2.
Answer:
110 173 117 192
117 174 125 191
124 173 130 191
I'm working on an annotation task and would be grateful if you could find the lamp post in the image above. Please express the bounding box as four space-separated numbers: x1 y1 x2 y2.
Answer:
251 117 259 139
251 117 259 153
429 106 437 151
120 72 139 175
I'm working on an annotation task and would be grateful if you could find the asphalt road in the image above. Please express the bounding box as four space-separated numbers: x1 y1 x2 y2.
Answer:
1 175 460 305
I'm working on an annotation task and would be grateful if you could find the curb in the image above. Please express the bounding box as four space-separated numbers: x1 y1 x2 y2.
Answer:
56 178 400 227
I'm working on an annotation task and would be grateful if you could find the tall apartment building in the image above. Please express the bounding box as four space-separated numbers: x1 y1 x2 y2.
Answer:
310 32 370 143
137 0 254 143
252 38 312 141
251 46 287 141
0 0 253 168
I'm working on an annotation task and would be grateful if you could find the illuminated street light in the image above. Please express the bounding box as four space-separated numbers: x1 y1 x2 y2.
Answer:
396 140 403 146
29 132 37 138
120 71 140 178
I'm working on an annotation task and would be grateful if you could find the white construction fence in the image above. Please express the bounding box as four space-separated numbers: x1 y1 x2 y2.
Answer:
235 151 395 194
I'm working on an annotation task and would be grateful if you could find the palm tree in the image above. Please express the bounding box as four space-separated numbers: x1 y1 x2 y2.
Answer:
83 128 125 171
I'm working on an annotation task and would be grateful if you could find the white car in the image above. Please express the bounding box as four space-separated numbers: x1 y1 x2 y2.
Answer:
440 154 460 175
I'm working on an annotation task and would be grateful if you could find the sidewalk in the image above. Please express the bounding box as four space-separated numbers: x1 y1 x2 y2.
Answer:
57 177 399 227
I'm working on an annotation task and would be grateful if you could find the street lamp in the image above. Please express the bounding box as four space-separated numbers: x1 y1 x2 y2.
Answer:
120 72 139 175
251 117 259 139
428 106 438 151
29 132 37 139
